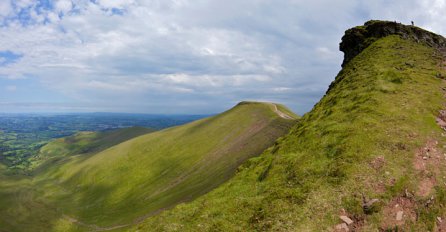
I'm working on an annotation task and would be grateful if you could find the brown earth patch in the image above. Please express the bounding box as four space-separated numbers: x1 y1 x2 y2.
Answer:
380 197 417 231
370 156 385 170
437 216 446 231
374 181 387 194
437 110 446 130
414 139 443 197
417 177 436 197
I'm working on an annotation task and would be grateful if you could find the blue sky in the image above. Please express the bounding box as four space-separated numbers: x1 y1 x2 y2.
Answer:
0 0 445 114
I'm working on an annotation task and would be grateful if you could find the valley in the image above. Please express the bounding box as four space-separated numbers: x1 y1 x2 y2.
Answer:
2 20 446 231
133 21 446 231
0 113 205 172
0 102 297 231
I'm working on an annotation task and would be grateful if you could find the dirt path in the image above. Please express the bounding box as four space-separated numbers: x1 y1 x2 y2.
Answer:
269 103 295 120
64 214 131 231
64 205 180 232
60 102 295 231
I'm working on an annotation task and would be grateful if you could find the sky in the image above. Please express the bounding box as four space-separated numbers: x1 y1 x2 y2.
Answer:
0 0 445 115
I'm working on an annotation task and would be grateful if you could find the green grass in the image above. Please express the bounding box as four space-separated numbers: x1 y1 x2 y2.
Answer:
133 35 446 231
0 175 62 232
2 23 445 232
0 127 154 232
2 102 296 231
0 162 80 232
29 126 154 171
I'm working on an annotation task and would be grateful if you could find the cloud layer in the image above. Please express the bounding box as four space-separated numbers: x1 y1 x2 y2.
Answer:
0 0 445 114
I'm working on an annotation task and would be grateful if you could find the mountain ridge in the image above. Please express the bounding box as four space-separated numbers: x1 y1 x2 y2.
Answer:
2 20 446 231
133 20 446 231
1 101 297 232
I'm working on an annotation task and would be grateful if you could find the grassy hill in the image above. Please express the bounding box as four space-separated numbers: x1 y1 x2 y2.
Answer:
132 21 446 231
29 126 154 171
3 20 445 232
0 126 155 232
11 101 296 231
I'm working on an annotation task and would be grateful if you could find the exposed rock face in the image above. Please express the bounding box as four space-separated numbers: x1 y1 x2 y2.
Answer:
340 20 446 67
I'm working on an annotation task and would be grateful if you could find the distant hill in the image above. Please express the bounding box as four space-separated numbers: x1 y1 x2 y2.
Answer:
133 21 446 231
4 19 445 232
29 126 155 171
0 126 154 232
0 101 297 231
0 113 205 171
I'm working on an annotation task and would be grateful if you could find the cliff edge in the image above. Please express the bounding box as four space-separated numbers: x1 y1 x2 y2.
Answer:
340 20 446 67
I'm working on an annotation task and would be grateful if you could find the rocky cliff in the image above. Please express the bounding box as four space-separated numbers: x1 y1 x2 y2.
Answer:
340 20 446 67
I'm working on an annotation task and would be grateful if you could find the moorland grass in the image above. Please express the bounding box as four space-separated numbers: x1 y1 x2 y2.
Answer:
5 102 296 231
133 35 446 231
29 126 154 171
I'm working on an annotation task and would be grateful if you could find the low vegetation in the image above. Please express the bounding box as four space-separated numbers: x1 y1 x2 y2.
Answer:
134 24 446 231
0 102 297 231
29 126 154 171
0 114 203 172
2 20 446 231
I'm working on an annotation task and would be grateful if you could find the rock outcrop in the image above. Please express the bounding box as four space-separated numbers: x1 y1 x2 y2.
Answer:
340 20 446 67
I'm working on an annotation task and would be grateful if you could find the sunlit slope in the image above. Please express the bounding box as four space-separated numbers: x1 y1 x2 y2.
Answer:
30 126 154 170
135 25 446 230
34 102 297 229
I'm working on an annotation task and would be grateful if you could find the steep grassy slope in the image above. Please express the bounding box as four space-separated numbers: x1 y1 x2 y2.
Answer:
28 102 297 231
0 127 154 232
0 175 65 232
133 22 446 231
29 126 154 171
0 161 60 231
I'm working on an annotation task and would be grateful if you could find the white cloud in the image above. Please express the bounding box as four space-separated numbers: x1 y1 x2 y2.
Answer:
0 1 12 18
97 0 135 9
13 0 34 9
273 87 293 93
55 0 73 14
0 0 446 114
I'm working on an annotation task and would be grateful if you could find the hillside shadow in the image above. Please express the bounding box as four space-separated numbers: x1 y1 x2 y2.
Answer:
0 176 66 232
39 165 144 231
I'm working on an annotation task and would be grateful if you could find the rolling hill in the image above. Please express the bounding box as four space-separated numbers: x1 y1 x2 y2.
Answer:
0 126 155 232
0 101 297 231
131 21 446 231
29 126 155 171
3 20 445 232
